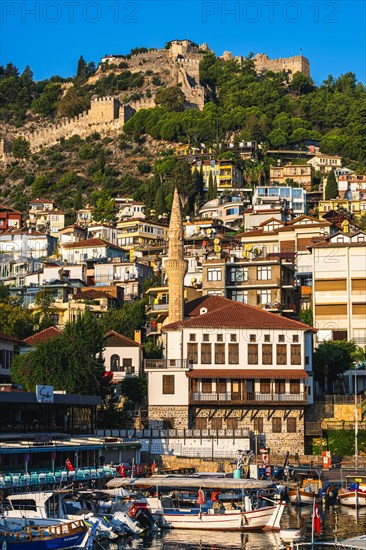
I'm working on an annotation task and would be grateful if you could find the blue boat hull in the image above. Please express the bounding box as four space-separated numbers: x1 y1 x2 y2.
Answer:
0 529 88 550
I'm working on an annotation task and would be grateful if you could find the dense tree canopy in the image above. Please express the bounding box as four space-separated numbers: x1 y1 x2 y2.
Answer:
11 312 105 394
313 340 357 393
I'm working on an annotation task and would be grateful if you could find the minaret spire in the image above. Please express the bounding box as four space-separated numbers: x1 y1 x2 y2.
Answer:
165 188 188 324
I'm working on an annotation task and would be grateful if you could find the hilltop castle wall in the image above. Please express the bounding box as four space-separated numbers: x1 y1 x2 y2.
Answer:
253 53 310 78
1 42 311 159
20 98 135 152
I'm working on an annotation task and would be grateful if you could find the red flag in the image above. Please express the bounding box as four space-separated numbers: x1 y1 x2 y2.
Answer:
65 458 74 472
313 501 321 534
197 489 205 505
211 491 220 502
119 464 125 478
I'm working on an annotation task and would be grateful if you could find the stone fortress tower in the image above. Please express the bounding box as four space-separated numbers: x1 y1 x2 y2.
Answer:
165 188 188 324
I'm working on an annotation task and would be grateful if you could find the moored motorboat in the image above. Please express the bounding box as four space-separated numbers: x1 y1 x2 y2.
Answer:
338 488 366 507
338 476 366 508
288 478 322 506
0 519 89 550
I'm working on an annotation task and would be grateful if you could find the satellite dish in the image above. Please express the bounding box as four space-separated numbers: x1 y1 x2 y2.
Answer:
214 238 220 245
214 245 221 253
245 244 253 251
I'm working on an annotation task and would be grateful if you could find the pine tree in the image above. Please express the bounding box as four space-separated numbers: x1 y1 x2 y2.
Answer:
208 171 214 200
154 185 166 216
324 169 338 200
212 176 218 199
74 190 82 211
193 167 204 202
76 55 87 79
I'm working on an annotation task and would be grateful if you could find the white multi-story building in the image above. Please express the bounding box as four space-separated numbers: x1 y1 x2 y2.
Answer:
146 296 315 455
310 231 366 345
252 186 306 217
60 238 126 263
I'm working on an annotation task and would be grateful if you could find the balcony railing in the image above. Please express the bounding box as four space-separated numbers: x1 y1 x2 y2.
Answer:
306 420 366 434
145 359 189 370
190 391 307 404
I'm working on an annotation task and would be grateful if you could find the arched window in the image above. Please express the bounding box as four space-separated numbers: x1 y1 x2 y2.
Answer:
111 354 120 372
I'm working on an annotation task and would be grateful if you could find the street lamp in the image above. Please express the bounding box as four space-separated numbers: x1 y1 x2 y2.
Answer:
354 359 365 470
254 429 259 465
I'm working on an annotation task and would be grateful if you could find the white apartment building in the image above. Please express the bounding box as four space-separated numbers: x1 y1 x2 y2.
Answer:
310 231 366 344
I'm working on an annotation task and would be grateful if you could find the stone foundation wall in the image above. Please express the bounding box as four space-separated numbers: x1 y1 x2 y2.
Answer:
305 401 361 423
148 405 305 454
192 406 305 455
148 405 189 429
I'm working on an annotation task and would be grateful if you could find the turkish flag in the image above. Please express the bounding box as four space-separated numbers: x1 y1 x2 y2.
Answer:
313 501 321 534
197 489 205 505
119 465 125 478
65 458 74 472
211 491 220 502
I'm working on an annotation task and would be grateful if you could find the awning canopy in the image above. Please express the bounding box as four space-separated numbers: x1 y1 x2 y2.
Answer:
107 476 274 491
186 369 309 379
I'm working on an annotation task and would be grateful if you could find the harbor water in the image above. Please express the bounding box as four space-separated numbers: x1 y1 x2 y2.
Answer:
104 506 366 549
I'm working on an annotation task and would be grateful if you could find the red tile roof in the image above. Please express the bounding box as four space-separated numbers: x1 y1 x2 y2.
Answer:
0 205 22 214
184 295 230 317
186 369 308 379
165 299 316 332
74 289 114 300
0 333 27 345
24 326 61 345
62 238 124 250
105 330 141 348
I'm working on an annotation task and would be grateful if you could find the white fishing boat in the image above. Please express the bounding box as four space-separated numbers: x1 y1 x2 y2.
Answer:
3 491 142 537
107 476 286 531
338 476 366 508
161 502 285 531
338 488 366 507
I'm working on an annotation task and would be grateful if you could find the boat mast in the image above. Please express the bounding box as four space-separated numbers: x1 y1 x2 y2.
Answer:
354 366 358 470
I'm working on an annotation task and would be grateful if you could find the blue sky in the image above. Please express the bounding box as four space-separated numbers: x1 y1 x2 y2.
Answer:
1 1 365 84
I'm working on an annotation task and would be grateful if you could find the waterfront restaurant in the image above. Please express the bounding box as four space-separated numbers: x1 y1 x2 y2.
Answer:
0 387 139 472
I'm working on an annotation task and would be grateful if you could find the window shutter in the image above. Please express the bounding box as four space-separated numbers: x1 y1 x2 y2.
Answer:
248 344 258 365
187 343 198 364
260 379 271 394
290 380 300 394
272 417 282 433
276 344 287 365
262 344 273 365
162 375 175 394
290 344 301 365
287 418 297 433
253 417 263 433
215 344 225 364
228 344 239 364
201 343 212 364
202 380 212 393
